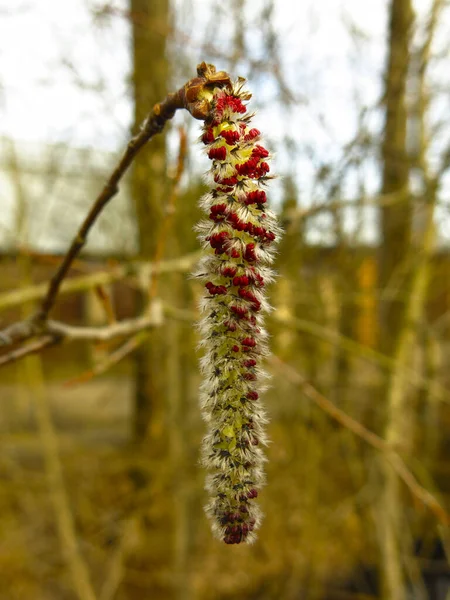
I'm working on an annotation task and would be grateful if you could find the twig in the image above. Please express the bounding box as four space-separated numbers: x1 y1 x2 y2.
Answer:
0 334 60 368
269 356 449 526
271 313 450 404
94 285 116 324
0 251 201 314
34 90 187 323
149 126 188 299
46 303 163 341
0 63 229 362
63 304 195 386
25 353 98 600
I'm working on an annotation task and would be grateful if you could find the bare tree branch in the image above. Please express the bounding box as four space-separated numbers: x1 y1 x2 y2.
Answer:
269 356 449 526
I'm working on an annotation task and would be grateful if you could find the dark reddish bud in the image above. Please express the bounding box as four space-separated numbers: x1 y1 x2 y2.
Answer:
244 243 257 262
231 345 240 352
243 359 257 368
243 373 257 381
246 391 259 400
214 175 238 186
230 248 240 258
202 128 215 144
247 488 258 499
265 231 276 242
210 203 227 216
230 305 248 319
222 265 237 277
241 337 256 347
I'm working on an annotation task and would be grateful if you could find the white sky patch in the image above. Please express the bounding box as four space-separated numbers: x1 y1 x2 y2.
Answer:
0 0 449 247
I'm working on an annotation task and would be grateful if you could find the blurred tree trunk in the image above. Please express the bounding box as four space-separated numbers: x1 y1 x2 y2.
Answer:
379 0 413 356
130 0 170 443
379 1 414 599
127 3 173 598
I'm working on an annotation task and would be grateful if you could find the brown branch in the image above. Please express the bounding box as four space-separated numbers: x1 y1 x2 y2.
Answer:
149 125 188 299
63 304 195 386
46 303 163 342
0 63 229 366
35 89 187 323
0 251 201 315
0 335 60 367
269 356 449 526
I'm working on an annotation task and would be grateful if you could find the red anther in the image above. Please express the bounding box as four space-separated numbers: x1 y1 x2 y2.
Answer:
265 231 276 242
245 190 267 205
230 305 248 318
243 373 257 381
241 337 256 347
202 129 215 144
253 226 265 237
222 266 237 277
209 231 230 254
208 146 227 161
244 243 257 262
244 128 260 141
246 391 259 400
247 489 258 499
231 345 240 352
220 129 240 145
209 203 228 222
230 248 240 258
214 175 238 186
252 144 269 158
216 186 233 194
243 359 257 368
205 281 214 290
210 203 227 215
260 162 270 173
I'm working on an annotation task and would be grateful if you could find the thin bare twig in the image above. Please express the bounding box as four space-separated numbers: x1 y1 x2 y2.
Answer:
149 126 188 299
0 251 201 314
269 356 449 526
0 63 229 363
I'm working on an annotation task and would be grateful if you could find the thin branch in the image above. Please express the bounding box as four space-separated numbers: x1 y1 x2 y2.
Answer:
0 251 201 314
34 90 187 323
46 302 163 341
0 63 229 362
149 126 188 299
63 304 195 386
269 356 449 526
0 335 60 367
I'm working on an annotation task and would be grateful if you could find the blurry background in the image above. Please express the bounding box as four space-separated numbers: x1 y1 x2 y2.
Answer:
1 0 450 598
